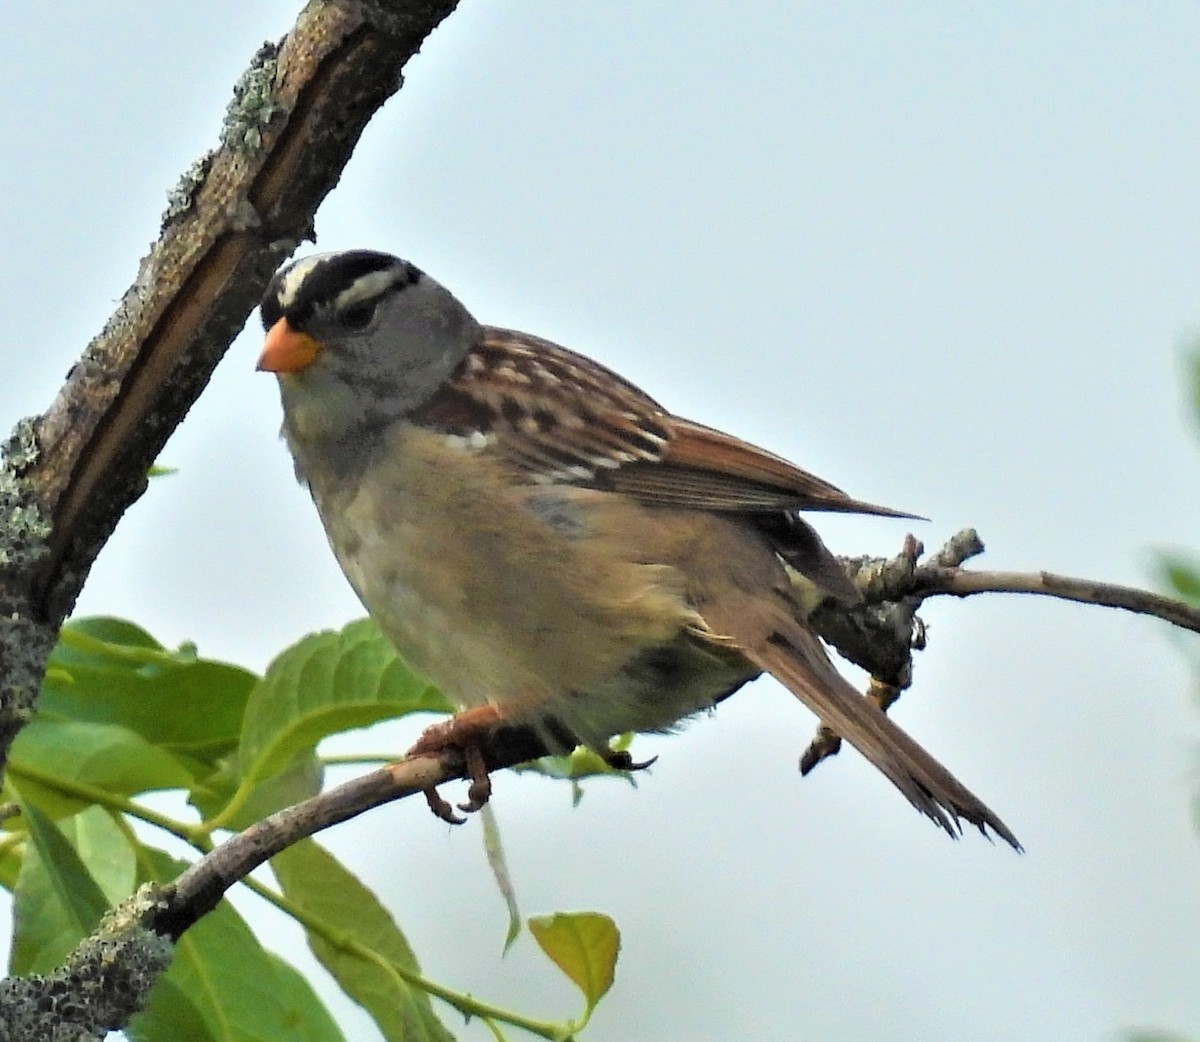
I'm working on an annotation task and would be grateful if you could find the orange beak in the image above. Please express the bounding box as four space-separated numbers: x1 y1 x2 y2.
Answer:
257 318 323 373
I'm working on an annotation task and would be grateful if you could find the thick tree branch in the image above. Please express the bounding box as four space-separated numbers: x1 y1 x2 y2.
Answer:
30 0 457 623
0 888 172 1042
0 2 459 1035
0 0 458 780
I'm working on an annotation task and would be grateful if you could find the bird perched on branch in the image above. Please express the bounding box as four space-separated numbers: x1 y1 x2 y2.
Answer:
257 249 1018 849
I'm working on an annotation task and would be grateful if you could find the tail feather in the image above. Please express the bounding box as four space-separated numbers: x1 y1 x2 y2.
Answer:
745 626 1020 850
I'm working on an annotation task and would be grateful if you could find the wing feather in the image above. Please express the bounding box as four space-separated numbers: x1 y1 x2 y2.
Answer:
417 327 919 519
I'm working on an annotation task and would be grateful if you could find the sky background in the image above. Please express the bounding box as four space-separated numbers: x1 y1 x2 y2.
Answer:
3 3 1200 1040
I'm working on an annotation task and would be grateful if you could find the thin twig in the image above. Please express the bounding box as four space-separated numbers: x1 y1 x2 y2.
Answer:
915 567 1200 634
800 529 1199 773
156 726 549 938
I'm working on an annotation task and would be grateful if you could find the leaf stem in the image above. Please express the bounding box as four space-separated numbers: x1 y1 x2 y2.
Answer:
243 873 577 1040
482 1017 513 1042
319 754 398 767
5 761 209 851
194 781 253 837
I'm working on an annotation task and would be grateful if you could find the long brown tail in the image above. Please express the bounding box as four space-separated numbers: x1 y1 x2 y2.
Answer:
741 623 1020 849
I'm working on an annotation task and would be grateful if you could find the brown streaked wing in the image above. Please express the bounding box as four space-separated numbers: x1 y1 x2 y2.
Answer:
417 326 919 518
415 327 672 482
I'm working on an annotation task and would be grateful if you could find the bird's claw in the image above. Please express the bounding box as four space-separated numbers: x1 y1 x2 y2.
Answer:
602 749 658 773
799 724 842 774
408 706 502 822
456 743 493 813
423 787 466 825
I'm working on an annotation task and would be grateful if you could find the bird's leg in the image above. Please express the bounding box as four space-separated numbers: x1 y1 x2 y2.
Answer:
407 704 503 821
799 676 903 775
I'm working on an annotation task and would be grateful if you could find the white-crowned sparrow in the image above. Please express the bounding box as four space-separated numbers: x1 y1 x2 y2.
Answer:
257 249 1017 847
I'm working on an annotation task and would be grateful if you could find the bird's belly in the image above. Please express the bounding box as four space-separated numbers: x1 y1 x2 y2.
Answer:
310 429 742 746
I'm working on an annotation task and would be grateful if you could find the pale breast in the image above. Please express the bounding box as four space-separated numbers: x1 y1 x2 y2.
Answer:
305 424 706 734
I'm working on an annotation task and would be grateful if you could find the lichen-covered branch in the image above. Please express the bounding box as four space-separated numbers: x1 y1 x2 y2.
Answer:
29 0 459 624
0 887 172 1042
0 0 459 779
0 422 57 775
0 1 459 1035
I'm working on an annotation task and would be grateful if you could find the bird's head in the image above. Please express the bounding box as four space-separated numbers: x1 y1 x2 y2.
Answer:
257 250 481 458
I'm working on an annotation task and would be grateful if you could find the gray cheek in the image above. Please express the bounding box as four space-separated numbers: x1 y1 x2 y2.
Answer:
527 491 589 539
396 356 457 409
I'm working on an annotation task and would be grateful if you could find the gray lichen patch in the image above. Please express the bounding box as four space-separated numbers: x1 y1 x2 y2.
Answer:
0 418 56 756
1 419 37 472
0 886 174 1041
161 150 215 229
0 613 53 732
221 40 285 153
0 418 50 573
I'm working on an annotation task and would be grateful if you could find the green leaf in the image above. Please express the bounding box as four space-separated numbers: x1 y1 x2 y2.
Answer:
128 977 219 1042
10 800 116 973
43 616 255 769
9 718 194 816
0 838 24 892
271 838 456 1042
190 749 323 831
60 805 136 904
57 615 165 653
480 804 522 951
1158 551 1200 606
513 737 644 806
263 951 350 1042
129 845 346 1042
235 618 450 791
528 912 620 1014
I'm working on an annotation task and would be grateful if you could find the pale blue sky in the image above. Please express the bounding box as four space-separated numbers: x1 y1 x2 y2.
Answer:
3 4 1200 1041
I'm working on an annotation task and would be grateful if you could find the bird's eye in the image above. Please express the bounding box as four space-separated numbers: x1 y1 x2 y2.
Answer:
338 301 377 331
